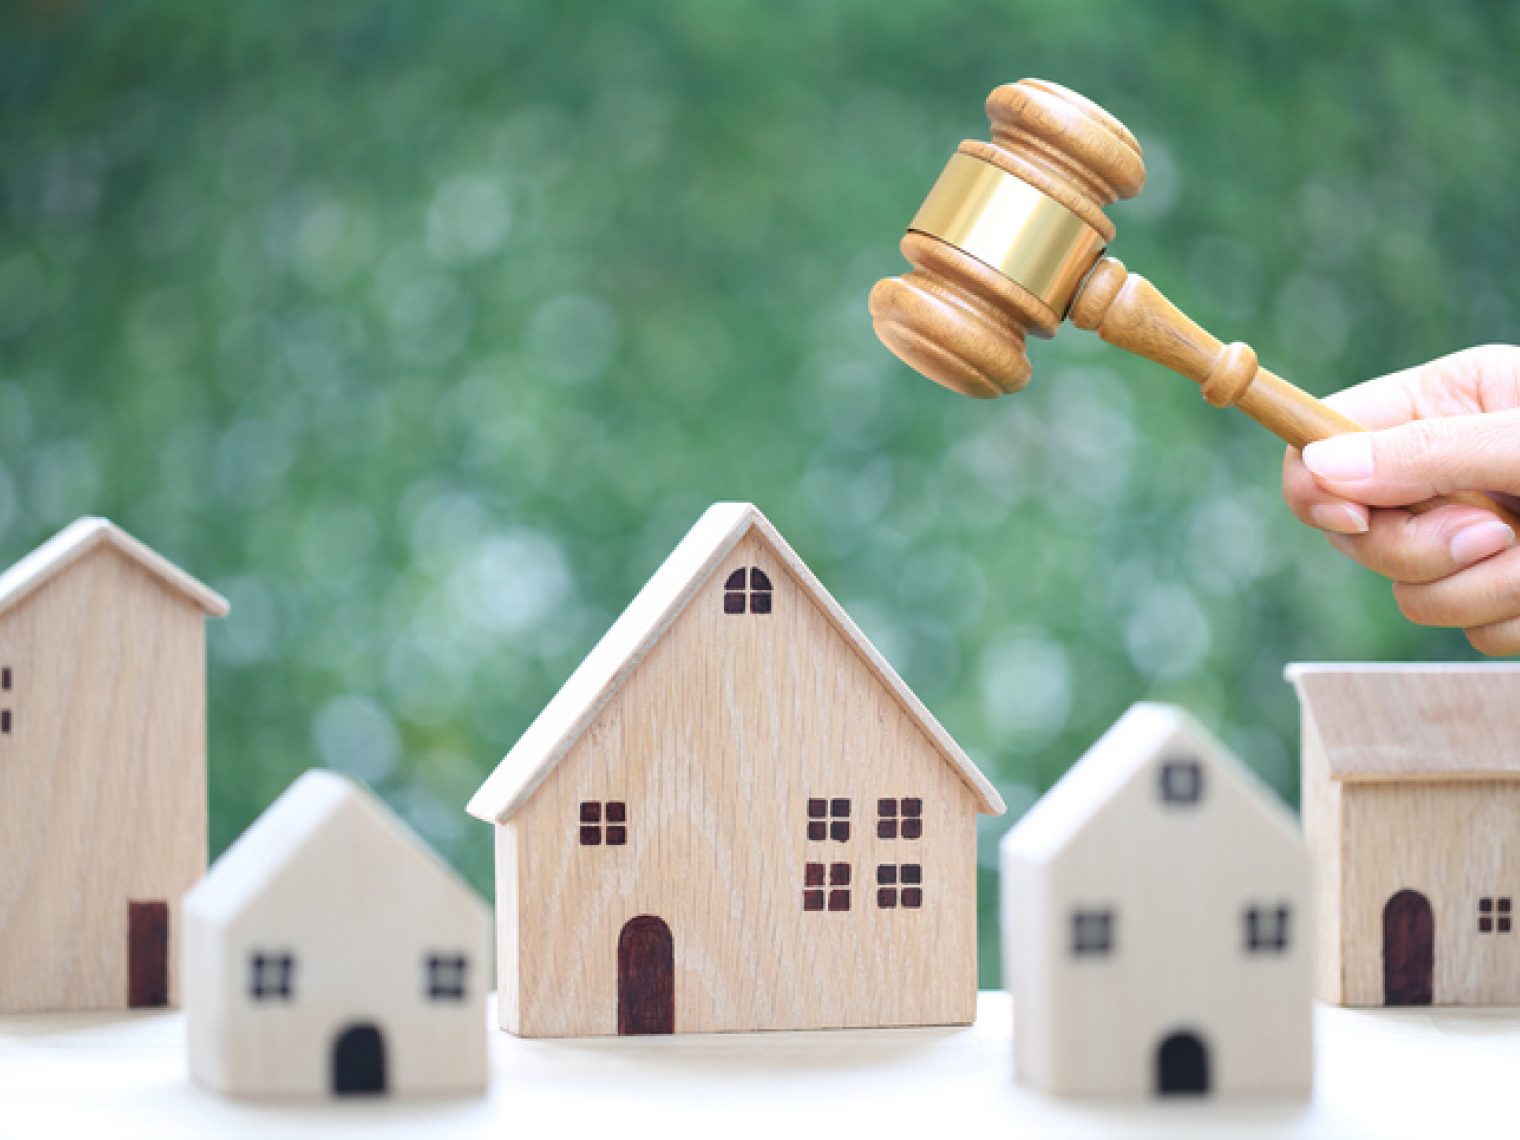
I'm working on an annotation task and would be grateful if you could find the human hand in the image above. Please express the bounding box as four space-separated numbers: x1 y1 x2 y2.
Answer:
1281 345 1520 655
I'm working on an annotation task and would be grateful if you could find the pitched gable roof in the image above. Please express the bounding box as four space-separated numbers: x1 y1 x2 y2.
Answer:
185 770 483 927
0 517 229 619
1002 702 1302 863
468 502 1004 824
1286 662 1520 781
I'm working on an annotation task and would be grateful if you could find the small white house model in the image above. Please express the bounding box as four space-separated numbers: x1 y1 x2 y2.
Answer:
1001 703 1312 1099
184 770 491 1099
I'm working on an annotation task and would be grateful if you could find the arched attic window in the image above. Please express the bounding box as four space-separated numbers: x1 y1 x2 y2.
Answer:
722 567 773 615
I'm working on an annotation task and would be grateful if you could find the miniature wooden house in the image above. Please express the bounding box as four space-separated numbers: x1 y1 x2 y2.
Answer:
467 502 1005 1038
0 517 228 1013
184 770 490 1099
1001 703 1312 1099
1289 662 1520 1007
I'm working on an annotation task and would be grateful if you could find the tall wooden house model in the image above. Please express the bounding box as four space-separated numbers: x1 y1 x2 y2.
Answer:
184 770 490 1099
468 502 1005 1037
1289 662 1520 1007
1001 703 1312 1098
0 517 228 1012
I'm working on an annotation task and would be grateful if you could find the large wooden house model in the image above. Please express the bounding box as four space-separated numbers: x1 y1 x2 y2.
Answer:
0 517 228 1012
468 502 1005 1037
1001 703 1312 1099
184 770 491 1099
1289 662 1520 1007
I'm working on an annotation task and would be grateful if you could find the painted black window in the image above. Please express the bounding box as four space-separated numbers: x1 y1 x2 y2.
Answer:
877 797 923 840
1244 904 1292 952
1071 909 1114 956
1 665 10 735
426 953 469 1000
807 797 850 842
723 567 773 615
804 862 851 912
876 863 923 909
249 951 296 1000
1479 897 1512 934
1159 757 1204 805
579 801 627 846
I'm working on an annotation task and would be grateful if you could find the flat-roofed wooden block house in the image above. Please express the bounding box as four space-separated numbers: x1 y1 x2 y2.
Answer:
468 502 1005 1037
0 517 228 1012
184 770 491 1099
1288 662 1520 1007
1001 703 1312 1099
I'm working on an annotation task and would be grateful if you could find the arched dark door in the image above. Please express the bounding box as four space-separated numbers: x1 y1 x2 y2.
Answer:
1156 1030 1210 1096
332 1023 387 1096
1383 889 1434 1006
618 915 674 1035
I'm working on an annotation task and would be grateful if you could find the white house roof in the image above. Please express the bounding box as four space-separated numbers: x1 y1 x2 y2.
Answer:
185 770 482 927
467 502 1004 824
1286 662 1520 781
0 516 229 619
1001 702 1302 863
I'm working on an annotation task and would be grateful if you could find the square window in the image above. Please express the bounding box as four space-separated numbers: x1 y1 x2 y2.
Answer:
606 826 627 846
877 819 898 840
1071 909 1114 956
901 864 922 885
0 710 9 735
249 951 295 1000
579 801 628 846
1 667 10 690
875 864 924 909
1478 897 1512 934
580 801 601 823
807 798 827 818
809 797 851 843
1159 759 1204 805
828 889 850 912
1502 917 1513 934
1245 904 1291 952
805 863 826 886
1481 916 1494 933
901 888 922 909
830 863 850 886
877 796 923 841
878 798 897 817
830 820 851 843
877 865 897 886
1481 897 1494 913
902 798 922 817
901 819 922 840
805 863 852 913
1501 899 1512 914
878 888 897 909
606 802 626 823
580 826 601 846
803 890 825 911
426 953 469 1001
750 592 772 615
723 591 747 614
830 798 850 816
807 821 827 841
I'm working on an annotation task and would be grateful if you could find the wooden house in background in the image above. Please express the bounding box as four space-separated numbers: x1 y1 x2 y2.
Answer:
1289 662 1520 1007
184 770 490 1099
0 517 227 1012
1001 703 1312 1099
468 502 1005 1038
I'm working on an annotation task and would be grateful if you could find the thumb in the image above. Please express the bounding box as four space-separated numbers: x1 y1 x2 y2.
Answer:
1301 409 1520 506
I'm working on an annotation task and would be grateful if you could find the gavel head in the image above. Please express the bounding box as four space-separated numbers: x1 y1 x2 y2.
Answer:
869 79 1147 398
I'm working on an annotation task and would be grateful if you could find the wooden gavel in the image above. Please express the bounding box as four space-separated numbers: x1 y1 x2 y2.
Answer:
870 78 1520 527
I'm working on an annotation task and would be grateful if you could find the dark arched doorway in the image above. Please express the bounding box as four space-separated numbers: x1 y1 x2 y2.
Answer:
1155 1030 1209 1096
618 915 674 1035
1383 889 1434 1006
332 1022 387 1096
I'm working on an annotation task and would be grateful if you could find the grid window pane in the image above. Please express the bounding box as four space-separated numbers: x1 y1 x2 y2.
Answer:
1071 910 1114 956
1478 897 1513 934
1159 759 1204 805
878 796 923 841
426 953 469 1000
579 801 628 847
249 951 296 1000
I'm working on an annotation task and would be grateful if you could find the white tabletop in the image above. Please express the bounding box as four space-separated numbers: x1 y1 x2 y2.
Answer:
0 992 1509 1138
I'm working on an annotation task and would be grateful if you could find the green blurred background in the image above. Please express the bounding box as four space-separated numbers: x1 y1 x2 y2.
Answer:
4 1 1516 985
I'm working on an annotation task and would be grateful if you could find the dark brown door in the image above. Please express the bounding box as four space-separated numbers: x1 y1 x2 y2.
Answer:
128 901 169 1008
1383 889 1434 1006
1156 1030 1210 1096
617 915 674 1035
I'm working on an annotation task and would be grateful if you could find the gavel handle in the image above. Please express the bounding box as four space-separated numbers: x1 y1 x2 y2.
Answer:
1069 257 1520 529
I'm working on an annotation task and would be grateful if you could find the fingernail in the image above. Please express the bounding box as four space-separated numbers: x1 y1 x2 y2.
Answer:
1303 435 1375 481
1451 521 1516 565
1311 502 1370 535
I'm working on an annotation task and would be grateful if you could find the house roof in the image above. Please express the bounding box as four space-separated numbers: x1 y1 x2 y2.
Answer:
467 502 1004 824
1001 702 1302 863
185 770 483 927
1286 662 1520 781
0 517 229 619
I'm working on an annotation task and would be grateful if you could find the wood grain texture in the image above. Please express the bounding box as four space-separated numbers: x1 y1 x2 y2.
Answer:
184 771 492 1099
5 993 1520 1139
1290 663 1520 1007
1002 704 1312 1098
482 506 999 1037
0 520 223 1012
